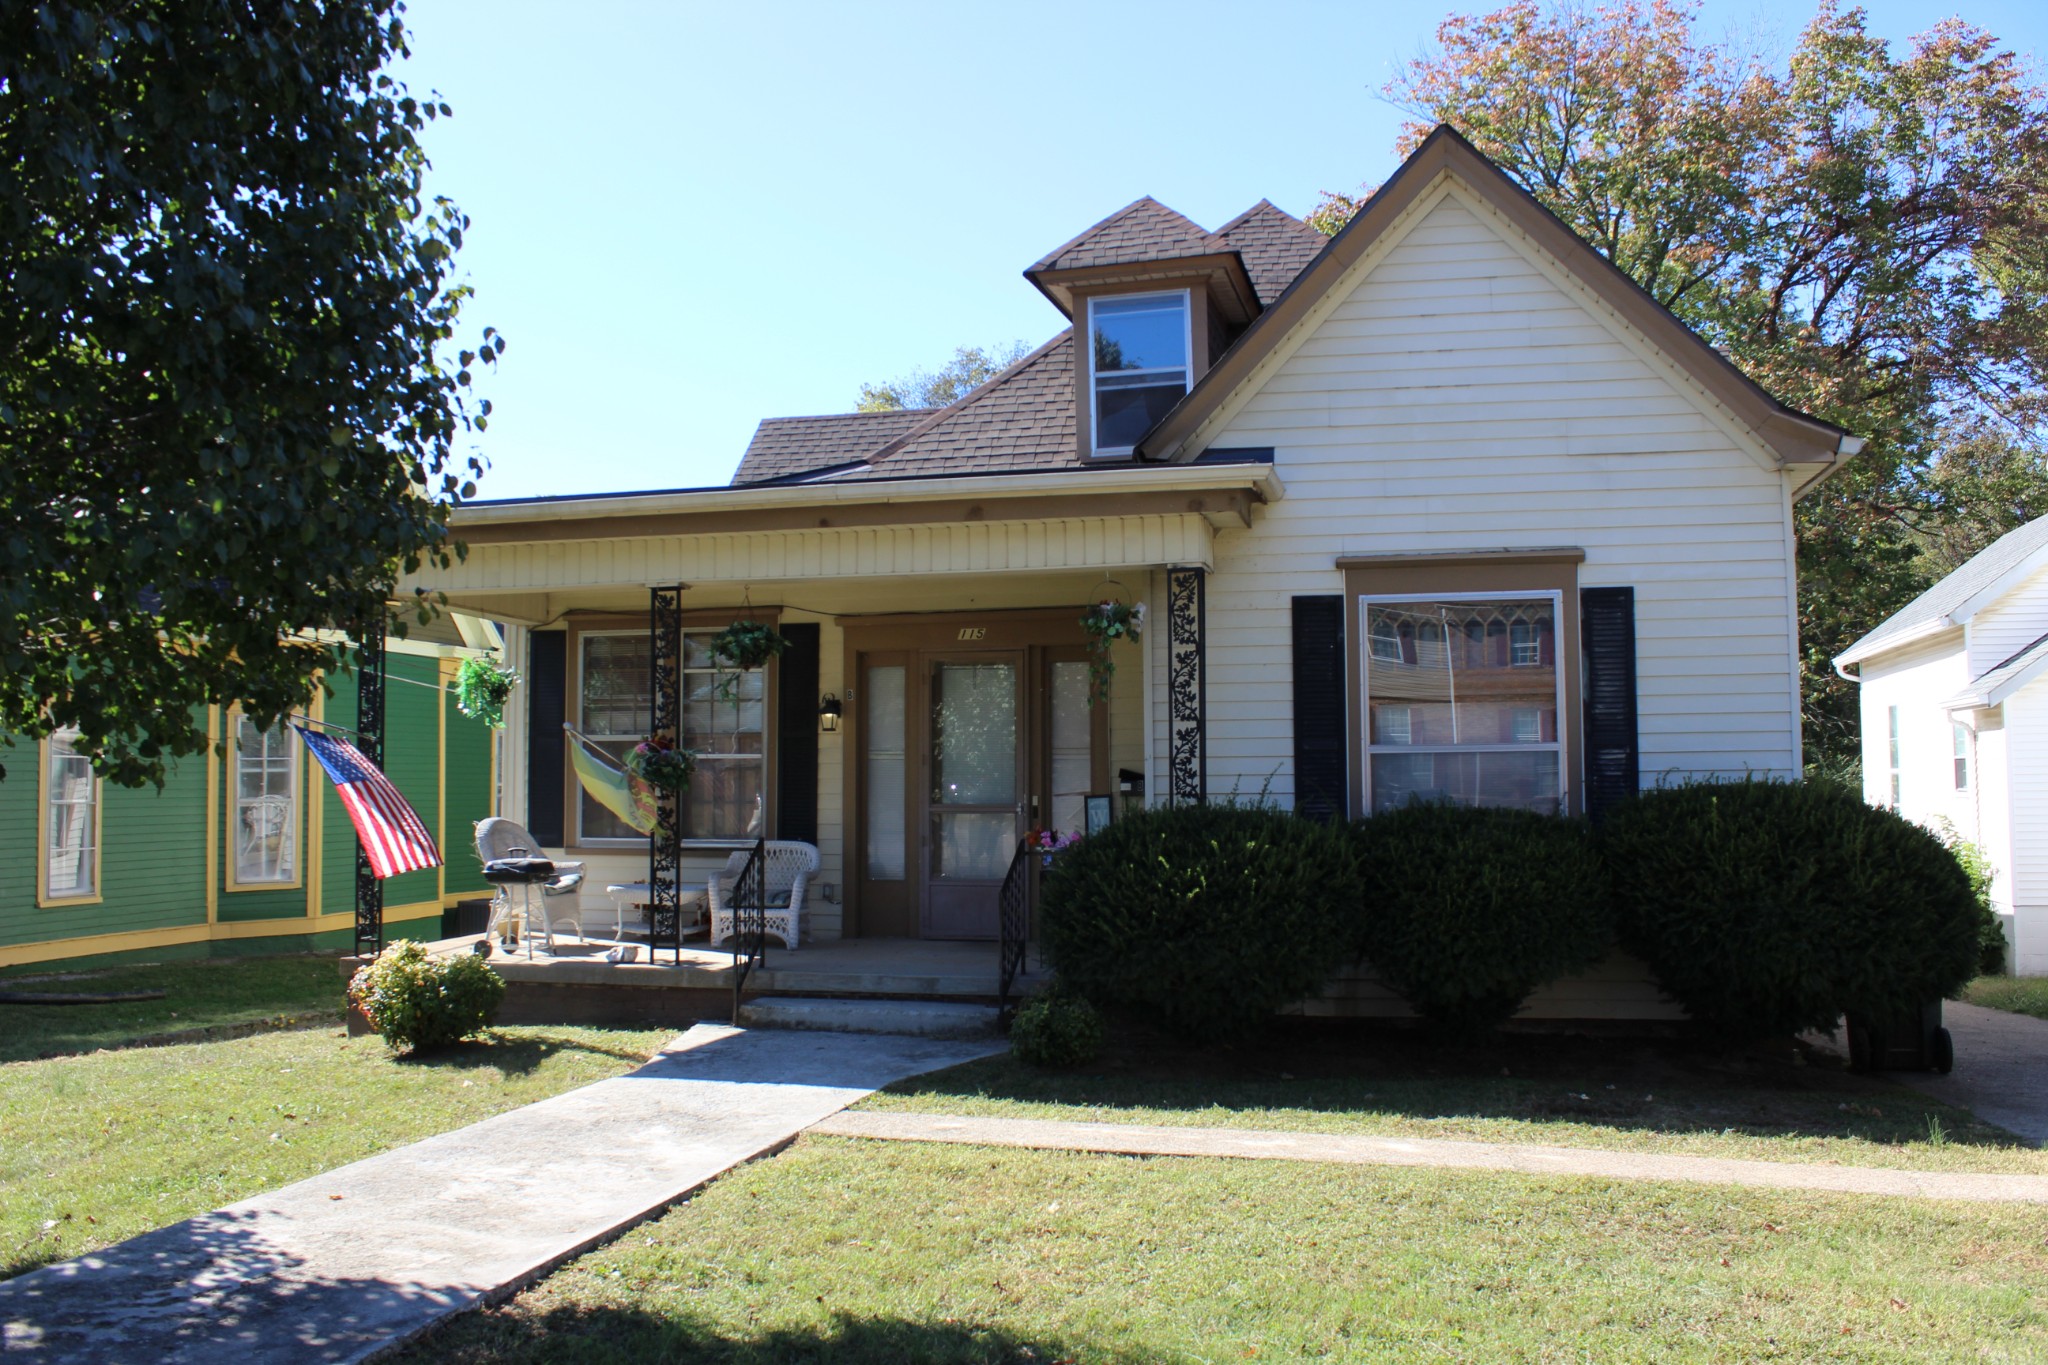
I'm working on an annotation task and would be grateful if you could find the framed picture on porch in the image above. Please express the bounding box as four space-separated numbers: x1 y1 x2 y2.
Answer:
1084 794 1113 837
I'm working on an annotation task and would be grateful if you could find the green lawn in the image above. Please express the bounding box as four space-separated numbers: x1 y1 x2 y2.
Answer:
1962 974 2048 1022
1 1009 672 1279
0 954 347 1063
399 1135 2048 1364
859 1021 2046 1175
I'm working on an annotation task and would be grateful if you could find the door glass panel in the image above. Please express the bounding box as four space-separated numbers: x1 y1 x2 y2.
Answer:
1049 660 1091 836
931 662 1017 806
865 665 906 880
936 811 1017 879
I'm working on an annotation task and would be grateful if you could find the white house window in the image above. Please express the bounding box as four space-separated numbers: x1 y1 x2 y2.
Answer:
579 630 767 844
233 715 298 885
1363 595 1563 815
44 729 98 901
1088 291 1189 453
1888 705 1902 808
1953 721 1970 791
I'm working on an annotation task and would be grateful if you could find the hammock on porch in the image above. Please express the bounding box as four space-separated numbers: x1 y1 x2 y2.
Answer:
563 723 658 836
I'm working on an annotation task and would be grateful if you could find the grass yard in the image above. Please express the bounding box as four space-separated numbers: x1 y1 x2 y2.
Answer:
0 954 347 1063
860 1020 2046 1175
0 953 675 1279
400 1134 2048 1364
1962 975 2048 1022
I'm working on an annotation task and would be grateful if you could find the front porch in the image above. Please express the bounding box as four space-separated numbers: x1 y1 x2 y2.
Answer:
346 931 1053 1030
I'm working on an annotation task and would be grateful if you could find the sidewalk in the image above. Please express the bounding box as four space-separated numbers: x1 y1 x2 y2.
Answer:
812 1110 2048 1204
0 1025 1000 1364
1890 1000 2048 1146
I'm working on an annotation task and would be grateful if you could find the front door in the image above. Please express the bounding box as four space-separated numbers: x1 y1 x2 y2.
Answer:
921 653 1025 939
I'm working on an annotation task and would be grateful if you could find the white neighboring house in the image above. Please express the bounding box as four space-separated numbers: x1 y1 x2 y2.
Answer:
1834 516 2048 975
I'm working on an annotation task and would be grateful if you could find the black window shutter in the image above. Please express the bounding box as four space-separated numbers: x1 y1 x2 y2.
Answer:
1291 595 1347 821
527 631 567 846
1580 587 1639 821
776 622 821 844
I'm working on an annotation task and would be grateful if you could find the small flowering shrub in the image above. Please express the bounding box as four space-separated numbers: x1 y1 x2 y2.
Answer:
1009 992 1104 1068
348 939 506 1053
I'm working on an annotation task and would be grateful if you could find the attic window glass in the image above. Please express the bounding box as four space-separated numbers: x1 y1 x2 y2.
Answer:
1089 291 1189 453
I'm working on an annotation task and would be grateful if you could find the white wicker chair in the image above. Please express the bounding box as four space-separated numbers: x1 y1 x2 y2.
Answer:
707 841 818 950
474 817 586 955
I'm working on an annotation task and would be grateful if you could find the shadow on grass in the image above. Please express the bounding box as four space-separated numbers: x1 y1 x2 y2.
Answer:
408 1303 1149 1365
880 1015 2030 1154
392 1030 657 1077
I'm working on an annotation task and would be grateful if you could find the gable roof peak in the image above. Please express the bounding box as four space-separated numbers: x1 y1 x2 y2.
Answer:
1027 195 1230 275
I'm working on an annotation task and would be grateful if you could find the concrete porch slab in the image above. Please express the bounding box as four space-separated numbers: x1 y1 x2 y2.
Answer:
737 997 1002 1039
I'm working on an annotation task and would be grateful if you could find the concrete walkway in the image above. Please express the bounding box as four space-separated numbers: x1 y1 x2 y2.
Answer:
812 1111 2048 1204
0 1025 999 1364
1891 1000 2048 1146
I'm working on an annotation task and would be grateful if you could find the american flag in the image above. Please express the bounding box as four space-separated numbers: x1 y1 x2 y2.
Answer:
293 724 442 879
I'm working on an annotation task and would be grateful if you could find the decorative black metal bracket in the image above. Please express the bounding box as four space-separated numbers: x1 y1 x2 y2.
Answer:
730 834 767 1024
648 585 684 963
1165 565 1207 805
353 621 386 956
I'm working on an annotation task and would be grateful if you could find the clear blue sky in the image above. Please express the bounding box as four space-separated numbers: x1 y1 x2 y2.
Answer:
399 0 2048 500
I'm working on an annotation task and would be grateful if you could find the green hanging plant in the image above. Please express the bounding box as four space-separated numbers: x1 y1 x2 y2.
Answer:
708 620 791 671
1079 599 1145 705
454 655 519 728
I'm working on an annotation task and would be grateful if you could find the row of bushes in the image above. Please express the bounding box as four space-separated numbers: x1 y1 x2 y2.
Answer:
1039 781 1990 1043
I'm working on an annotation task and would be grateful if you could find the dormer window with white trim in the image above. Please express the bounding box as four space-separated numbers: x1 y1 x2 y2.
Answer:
1088 291 1190 454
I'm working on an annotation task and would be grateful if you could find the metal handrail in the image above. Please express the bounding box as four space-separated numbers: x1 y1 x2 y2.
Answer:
997 838 1030 1019
729 833 768 1024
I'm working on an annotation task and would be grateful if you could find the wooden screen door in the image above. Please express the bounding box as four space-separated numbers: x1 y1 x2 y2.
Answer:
921 652 1025 939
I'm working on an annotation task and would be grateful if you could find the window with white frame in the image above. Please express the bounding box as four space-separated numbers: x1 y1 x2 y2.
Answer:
578 630 767 843
1088 291 1189 453
1888 705 1902 808
1953 720 1971 791
233 714 298 885
1363 595 1563 815
44 729 98 900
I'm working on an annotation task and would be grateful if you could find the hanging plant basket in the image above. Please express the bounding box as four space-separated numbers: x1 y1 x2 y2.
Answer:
708 620 791 672
1079 599 1146 705
454 655 519 729
625 735 698 793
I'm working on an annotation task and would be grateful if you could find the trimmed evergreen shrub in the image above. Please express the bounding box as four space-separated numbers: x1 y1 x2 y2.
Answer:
1351 803 1611 1035
348 939 506 1053
1040 803 1361 1042
1601 779 1983 1039
1008 992 1104 1068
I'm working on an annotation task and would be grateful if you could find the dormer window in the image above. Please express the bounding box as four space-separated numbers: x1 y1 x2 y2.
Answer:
1088 291 1190 454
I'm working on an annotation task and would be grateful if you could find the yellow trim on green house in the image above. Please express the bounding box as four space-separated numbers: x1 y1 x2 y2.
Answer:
0 899 447 969
36 732 105 910
222 703 308 895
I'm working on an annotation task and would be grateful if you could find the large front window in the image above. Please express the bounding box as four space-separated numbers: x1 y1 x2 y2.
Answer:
1363 594 1564 815
232 715 298 885
579 630 767 843
1089 291 1189 453
43 729 98 901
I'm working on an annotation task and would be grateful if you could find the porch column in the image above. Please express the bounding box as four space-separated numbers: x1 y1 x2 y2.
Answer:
353 621 386 955
648 585 685 963
1165 565 1207 805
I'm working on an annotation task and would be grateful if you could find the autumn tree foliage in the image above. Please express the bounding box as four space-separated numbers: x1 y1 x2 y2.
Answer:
858 342 1032 412
1314 1 2048 772
1 2 498 786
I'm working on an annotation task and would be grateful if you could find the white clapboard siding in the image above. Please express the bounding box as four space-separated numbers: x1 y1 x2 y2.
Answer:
1999 682 2048 973
1179 192 1801 808
1967 565 2048 677
1851 638 1973 840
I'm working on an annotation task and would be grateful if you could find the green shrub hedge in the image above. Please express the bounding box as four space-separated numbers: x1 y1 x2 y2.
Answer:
1008 992 1105 1068
1601 779 1983 1038
1040 803 1360 1042
1352 803 1610 1035
348 939 506 1053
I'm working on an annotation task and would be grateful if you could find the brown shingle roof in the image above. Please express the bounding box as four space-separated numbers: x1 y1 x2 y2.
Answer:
1216 199 1328 305
1028 197 1231 273
730 408 932 485
865 331 1080 477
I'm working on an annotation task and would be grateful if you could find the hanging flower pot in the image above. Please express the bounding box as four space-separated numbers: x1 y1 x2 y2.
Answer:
454 655 519 728
625 736 698 793
1078 599 1146 705
708 620 791 672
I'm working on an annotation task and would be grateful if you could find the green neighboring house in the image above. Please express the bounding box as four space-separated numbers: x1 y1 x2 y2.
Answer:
1 632 499 973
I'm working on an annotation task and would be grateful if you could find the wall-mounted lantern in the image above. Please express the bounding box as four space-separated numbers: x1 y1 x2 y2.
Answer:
818 693 843 733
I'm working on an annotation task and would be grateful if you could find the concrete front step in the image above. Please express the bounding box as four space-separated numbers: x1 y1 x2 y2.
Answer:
737 996 1003 1040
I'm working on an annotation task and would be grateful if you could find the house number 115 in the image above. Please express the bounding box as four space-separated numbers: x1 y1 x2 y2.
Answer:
956 627 986 641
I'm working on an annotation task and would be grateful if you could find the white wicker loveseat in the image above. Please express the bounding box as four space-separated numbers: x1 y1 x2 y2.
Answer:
707 840 819 950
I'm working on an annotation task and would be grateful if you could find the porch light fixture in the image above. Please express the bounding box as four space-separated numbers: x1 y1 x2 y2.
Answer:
818 693 842 733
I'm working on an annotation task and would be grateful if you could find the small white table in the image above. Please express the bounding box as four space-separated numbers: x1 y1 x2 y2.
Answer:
602 883 706 941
